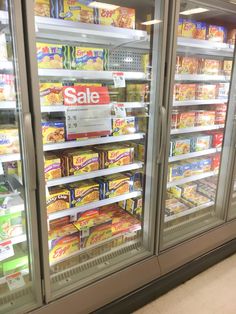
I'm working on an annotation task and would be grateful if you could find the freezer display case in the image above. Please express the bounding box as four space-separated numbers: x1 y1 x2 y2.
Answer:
159 0 236 249
0 1 42 313
27 0 165 300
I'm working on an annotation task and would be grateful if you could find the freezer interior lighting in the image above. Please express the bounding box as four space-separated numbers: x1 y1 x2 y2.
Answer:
141 19 162 25
180 8 209 15
88 2 120 10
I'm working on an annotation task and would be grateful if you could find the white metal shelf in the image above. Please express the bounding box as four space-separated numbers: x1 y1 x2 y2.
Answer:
173 99 227 107
171 124 224 135
0 234 26 246
43 133 145 151
0 153 20 163
167 171 218 188
169 148 222 163
0 269 29 285
46 162 143 187
175 74 230 82
41 102 149 113
165 201 214 222
47 191 142 221
35 16 150 50
0 101 16 110
38 69 147 81
177 37 234 58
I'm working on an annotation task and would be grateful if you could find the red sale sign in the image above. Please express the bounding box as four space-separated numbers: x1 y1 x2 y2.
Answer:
63 86 110 106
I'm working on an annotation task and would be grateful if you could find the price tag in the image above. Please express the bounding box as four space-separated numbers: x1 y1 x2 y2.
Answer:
6 272 25 290
113 72 126 88
0 240 14 262
113 103 126 118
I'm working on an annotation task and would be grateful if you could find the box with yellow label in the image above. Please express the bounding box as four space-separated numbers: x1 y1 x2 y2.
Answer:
44 153 62 181
60 0 95 23
98 174 131 199
68 180 100 207
42 122 65 144
46 187 71 213
37 43 63 69
34 0 50 17
97 7 135 29
0 128 19 154
75 47 104 71
40 82 63 106
112 118 136 136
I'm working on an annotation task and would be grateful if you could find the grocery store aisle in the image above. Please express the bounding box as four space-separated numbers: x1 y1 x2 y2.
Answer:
134 253 236 314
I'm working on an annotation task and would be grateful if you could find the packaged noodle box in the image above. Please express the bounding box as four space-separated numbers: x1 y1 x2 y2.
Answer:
112 117 136 136
182 19 196 38
98 174 131 199
46 187 70 213
0 212 23 240
61 149 99 176
0 128 19 154
195 21 207 40
37 43 63 69
44 153 62 181
68 180 100 207
75 47 104 71
34 0 50 17
207 25 227 43
60 0 95 23
40 82 63 106
94 144 134 169
97 7 135 29
2 255 28 276
207 131 223 148
42 121 65 144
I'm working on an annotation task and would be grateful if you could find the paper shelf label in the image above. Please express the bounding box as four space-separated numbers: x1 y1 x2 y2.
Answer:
113 72 126 88
0 240 14 262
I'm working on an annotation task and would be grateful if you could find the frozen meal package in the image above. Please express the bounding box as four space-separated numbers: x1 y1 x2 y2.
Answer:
0 128 19 155
0 74 15 101
97 6 135 29
174 84 196 101
98 174 131 199
60 0 95 23
37 43 63 69
196 84 216 100
44 153 62 181
2 255 28 276
207 25 227 42
170 137 191 156
195 110 215 126
214 105 227 125
46 187 70 213
190 134 212 151
48 223 78 241
207 131 224 148
199 59 221 75
178 111 196 129
68 180 100 207
195 21 207 40
183 191 211 206
40 82 63 106
223 60 233 76
182 19 196 38
217 83 230 99
112 117 137 136
227 29 236 45
212 153 221 171
0 212 23 240
108 86 126 102
75 47 105 71
42 121 65 144
34 0 50 17
178 56 199 74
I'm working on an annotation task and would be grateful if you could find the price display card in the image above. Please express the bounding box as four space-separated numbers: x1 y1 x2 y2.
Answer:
0 240 14 262
112 72 126 88
6 272 25 290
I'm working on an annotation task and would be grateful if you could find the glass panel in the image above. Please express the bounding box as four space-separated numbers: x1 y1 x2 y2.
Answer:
33 0 164 297
0 1 41 313
160 0 236 249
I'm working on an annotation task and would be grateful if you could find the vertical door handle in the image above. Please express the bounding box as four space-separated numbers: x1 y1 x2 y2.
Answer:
156 106 167 164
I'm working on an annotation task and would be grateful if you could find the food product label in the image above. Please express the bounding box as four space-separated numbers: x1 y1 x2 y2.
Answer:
113 72 126 88
113 103 126 118
75 47 104 71
97 7 135 29
0 240 14 262
6 272 25 290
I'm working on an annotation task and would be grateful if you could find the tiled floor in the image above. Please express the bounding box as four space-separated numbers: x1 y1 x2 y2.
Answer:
134 254 236 314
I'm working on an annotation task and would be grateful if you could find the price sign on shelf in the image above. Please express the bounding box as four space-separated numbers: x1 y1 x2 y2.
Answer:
113 103 126 118
112 72 126 88
6 272 25 290
0 240 14 262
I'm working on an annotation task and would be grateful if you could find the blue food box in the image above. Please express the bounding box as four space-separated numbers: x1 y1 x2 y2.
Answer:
207 25 227 43
199 158 212 172
168 163 184 182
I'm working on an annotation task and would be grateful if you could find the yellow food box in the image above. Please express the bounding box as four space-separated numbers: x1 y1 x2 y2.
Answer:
34 0 50 17
37 43 63 69
0 128 19 155
98 174 131 199
98 7 135 29
42 121 65 144
61 0 94 23
112 118 136 136
182 19 196 38
44 153 62 181
46 187 71 214
75 47 104 71
40 82 63 106
69 180 100 207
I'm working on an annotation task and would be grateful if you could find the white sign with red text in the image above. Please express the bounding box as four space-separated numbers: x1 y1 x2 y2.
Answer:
112 72 126 88
0 240 14 262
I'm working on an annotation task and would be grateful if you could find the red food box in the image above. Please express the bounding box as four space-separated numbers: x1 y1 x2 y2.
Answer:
214 105 227 125
212 154 221 171
207 131 224 148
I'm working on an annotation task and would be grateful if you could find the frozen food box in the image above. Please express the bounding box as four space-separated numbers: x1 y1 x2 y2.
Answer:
223 60 233 76
59 0 94 23
44 153 62 181
217 83 230 99
98 174 131 199
61 149 99 176
107 86 126 102
171 137 191 156
126 84 147 102
182 19 196 38
126 197 142 216
183 191 211 206
227 29 236 45
42 121 65 144
168 163 184 182
195 110 215 126
75 209 100 229
49 216 70 230
214 105 227 125
178 18 183 36
174 84 196 101
37 43 63 69
137 143 145 162
40 82 63 106
165 198 189 215
68 180 100 207
0 74 15 101
111 212 141 235
199 157 212 172
2 255 28 276
196 84 216 100
5 161 17 176
207 25 227 43
0 128 19 154
171 183 197 198
199 59 221 75
212 153 221 171
97 7 135 29
195 21 207 40
0 212 23 241
46 187 70 213
190 134 212 152
112 117 137 136
124 171 143 191
75 47 105 71
94 144 134 169
48 223 78 242
34 0 50 17
178 111 196 128
207 131 224 148
49 233 80 264
178 57 199 74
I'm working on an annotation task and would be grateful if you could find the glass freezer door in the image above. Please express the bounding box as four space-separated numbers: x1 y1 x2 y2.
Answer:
30 0 165 300
159 0 236 249
0 1 42 313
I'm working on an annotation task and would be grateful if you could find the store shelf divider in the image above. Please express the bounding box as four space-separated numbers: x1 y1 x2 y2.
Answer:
167 171 218 188
171 124 224 135
169 148 222 163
